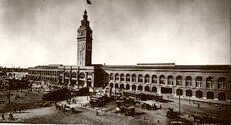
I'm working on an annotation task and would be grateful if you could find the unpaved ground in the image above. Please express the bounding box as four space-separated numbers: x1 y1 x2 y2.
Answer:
3 106 152 125
0 91 230 125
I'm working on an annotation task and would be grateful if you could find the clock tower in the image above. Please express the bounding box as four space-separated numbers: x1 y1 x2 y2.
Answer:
77 10 92 66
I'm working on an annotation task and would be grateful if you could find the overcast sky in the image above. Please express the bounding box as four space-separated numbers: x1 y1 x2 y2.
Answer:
0 0 230 68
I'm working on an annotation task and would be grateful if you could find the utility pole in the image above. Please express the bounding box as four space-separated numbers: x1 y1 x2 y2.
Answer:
179 94 180 114
8 79 11 104
63 66 65 85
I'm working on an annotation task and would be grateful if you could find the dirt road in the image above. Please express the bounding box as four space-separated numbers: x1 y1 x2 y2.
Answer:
1 106 153 125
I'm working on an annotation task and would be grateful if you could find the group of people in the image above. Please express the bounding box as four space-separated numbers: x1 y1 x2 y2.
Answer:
55 102 79 113
1 112 14 121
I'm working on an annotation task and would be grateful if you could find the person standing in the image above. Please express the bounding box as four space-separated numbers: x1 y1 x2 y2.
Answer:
9 112 14 120
96 110 99 116
1 113 5 120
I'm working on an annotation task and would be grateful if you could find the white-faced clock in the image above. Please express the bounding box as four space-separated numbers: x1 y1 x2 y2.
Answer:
79 30 85 36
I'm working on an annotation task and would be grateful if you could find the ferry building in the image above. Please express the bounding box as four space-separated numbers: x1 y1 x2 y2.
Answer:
28 10 231 102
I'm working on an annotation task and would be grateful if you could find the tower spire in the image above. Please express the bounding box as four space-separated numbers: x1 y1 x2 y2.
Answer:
77 10 92 66
83 9 88 20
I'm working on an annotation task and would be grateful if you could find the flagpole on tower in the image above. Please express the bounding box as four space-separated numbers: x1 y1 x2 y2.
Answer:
85 0 86 10
85 0 92 11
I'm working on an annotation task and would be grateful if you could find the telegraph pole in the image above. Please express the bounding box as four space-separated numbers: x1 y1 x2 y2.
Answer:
179 93 180 114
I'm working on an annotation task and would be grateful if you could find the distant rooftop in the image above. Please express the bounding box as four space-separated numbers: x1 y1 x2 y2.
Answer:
137 63 175 67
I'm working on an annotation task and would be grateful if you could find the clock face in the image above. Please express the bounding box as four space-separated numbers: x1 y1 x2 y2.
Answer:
78 42 85 51
79 30 85 36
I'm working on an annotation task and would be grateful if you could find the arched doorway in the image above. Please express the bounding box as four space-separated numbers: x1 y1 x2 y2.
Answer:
218 93 226 100
132 85 136 90
207 91 214 99
138 85 143 91
196 90 203 99
144 86 149 91
120 84 124 89
126 84 130 90
186 90 192 97
176 89 183 96
115 83 119 89
152 86 157 93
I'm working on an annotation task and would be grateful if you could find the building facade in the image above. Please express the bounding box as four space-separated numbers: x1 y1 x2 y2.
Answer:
103 64 231 101
27 10 231 101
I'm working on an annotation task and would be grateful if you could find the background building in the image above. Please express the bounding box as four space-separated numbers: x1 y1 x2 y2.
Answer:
28 10 231 101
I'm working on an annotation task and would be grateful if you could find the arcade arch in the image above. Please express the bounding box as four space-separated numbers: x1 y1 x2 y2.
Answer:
144 86 150 91
207 91 214 99
196 90 203 98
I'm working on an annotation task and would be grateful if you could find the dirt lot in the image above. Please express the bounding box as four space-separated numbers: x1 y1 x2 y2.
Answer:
0 90 230 125
0 89 44 113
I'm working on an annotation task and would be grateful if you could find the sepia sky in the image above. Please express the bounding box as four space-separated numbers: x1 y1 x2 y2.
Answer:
0 0 230 68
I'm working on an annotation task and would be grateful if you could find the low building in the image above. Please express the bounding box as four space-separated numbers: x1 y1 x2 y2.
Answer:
27 10 231 102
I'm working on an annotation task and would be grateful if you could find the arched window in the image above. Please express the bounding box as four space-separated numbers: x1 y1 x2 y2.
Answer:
195 76 202 88
218 77 226 89
132 74 136 82
176 75 182 86
120 74 125 81
159 75 165 84
206 77 214 88
152 75 157 83
185 76 192 87
144 74 150 83
138 74 143 83
109 73 114 80
72 72 77 78
65 72 70 77
126 74 130 81
167 75 174 85
115 73 119 81
79 72 85 79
